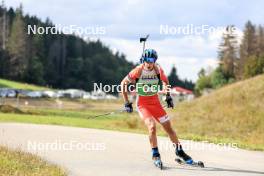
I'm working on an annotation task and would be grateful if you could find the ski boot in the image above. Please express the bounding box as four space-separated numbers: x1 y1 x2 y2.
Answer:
175 143 193 164
174 143 205 168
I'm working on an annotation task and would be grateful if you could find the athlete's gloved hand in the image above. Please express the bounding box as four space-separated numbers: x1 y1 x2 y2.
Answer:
124 102 133 113
165 94 174 108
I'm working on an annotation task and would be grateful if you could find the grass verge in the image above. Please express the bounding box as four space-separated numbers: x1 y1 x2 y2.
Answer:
0 78 50 90
0 145 66 176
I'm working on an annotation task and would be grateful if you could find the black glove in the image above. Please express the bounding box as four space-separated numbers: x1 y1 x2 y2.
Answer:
165 94 174 108
124 102 133 113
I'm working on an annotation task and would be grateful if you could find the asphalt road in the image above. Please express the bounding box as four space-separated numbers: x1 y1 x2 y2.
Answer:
0 123 264 176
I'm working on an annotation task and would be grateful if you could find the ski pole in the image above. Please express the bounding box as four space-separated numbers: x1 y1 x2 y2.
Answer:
140 34 149 52
139 34 149 63
88 104 170 119
87 109 126 119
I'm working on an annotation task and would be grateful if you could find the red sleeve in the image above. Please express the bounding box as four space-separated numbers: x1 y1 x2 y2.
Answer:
158 66 169 83
127 65 142 82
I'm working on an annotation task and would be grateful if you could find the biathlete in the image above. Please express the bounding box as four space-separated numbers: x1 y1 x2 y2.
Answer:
120 49 193 168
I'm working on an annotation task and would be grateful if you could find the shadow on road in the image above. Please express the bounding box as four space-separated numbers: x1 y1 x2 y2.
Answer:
163 163 264 175
203 167 264 175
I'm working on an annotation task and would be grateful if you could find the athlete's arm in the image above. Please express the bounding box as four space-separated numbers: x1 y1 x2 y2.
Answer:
121 66 141 103
157 65 170 94
162 81 171 95
158 66 174 108
121 76 134 113
120 77 130 103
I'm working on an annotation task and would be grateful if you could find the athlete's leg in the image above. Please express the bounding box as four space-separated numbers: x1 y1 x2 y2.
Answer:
138 106 161 159
160 120 179 144
141 96 192 162
143 117 161 160
148 99 179 144
144 118 158 148
161 120 193 162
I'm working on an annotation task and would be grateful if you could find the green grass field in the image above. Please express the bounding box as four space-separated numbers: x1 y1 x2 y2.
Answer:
0 146 66 176
0 78 50 90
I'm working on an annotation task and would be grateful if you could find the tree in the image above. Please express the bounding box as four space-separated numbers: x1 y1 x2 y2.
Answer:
45 36 66 87
218 25 238 79
6 4 28 80
24 56 44 85
239 21 258 79
257 25 264 57
198 68 206 78
244 55 264 78
168 65 180 87
211 67 228 88
195 75 212 94
0 0 9 50
0 49 9 77
168 65 195 90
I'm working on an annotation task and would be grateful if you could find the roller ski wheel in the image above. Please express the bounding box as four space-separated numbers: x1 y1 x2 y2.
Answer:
153 157 163 170
175 158 204 168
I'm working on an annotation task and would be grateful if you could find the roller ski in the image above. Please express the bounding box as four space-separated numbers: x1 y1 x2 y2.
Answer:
174 143 204 168
153 156 163 170
151 147 163 170
175 158 204 168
